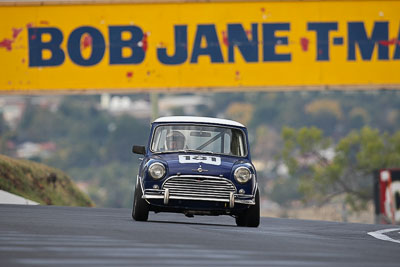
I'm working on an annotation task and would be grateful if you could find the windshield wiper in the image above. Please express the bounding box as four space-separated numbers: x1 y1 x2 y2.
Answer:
179 149 214 154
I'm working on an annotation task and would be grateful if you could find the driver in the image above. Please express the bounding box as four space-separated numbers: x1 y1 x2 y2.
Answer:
166 131 186 150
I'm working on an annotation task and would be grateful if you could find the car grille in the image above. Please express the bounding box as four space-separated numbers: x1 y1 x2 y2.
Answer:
162 175 237 201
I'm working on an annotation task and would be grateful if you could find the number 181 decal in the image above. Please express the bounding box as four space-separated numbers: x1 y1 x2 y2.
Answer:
178 155 221 166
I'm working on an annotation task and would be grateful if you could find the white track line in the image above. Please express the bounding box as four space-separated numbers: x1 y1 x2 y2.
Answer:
367 228 400 244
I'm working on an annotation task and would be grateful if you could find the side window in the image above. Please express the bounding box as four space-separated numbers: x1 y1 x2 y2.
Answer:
151 128 167 151
151 130 160 151
231 129 245 156
158 129 168 150
224 132 232 154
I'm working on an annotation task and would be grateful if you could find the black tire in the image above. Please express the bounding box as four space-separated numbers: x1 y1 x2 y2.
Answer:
235 189 260 227
235 214 246 227
132 182 149 222
246 189 260 227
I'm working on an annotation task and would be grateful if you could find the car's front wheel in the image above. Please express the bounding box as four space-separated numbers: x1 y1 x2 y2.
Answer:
235 189 260 227
132 182 149 221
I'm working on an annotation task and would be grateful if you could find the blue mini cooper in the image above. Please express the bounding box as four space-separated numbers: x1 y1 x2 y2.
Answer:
132 116 260 227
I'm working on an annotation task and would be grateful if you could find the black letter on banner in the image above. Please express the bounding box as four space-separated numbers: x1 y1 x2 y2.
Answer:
308 22 337 61
228 24 258 63
348 22 389 61
68 27 105 66
28 27 65 67
262 23 291 62
109 26 145 64
157 25 187 65
190 25 224 63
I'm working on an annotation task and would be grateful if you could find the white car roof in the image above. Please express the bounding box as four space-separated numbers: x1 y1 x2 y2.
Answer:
153 116 245 128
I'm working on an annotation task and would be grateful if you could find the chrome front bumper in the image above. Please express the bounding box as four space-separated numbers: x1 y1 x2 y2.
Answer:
142 188 256 207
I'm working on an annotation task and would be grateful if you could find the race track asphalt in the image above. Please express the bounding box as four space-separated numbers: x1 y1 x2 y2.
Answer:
0 204 399 266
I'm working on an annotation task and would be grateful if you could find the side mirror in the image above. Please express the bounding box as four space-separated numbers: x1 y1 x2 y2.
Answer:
132 145 146 155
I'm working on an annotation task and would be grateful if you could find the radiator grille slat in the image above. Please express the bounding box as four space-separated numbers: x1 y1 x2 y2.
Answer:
162 176 236 200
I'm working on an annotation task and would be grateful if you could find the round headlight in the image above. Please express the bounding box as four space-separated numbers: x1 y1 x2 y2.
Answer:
148 163 166 180
234 167 252 184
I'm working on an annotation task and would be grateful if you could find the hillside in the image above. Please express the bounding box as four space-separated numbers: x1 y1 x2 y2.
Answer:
0 154 93 207
1 92 400 209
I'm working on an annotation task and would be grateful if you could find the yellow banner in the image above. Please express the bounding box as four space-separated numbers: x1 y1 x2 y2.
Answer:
0 0 400 91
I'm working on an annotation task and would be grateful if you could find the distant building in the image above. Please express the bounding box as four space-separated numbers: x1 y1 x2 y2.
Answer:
100 93 213 118
0 96 25 129
16 142 56 159
159 94 211 116
0 96 61 129
100 93 151 119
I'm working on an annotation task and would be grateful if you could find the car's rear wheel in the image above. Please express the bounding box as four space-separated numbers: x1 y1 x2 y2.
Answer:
132 182 149 221
235 189 260 227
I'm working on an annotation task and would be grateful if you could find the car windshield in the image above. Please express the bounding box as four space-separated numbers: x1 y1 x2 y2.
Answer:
151 124 247 156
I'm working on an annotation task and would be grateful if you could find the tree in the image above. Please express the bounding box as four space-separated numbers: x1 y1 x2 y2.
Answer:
281 126 400 212
0 113 12 155
225 102 254 126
